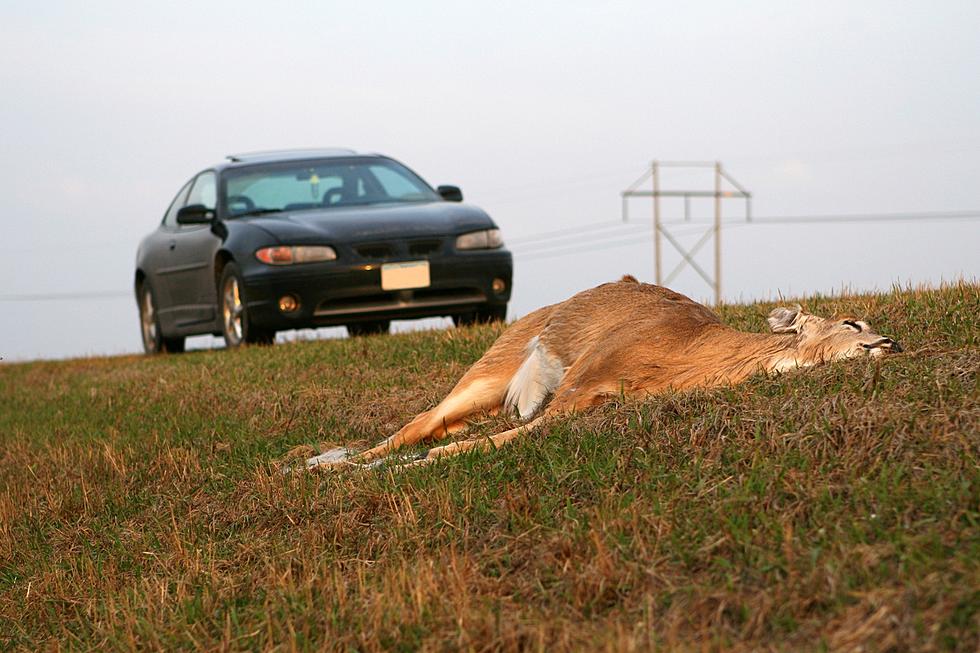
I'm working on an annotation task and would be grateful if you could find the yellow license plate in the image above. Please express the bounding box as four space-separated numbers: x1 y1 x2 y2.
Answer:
380 260 431 291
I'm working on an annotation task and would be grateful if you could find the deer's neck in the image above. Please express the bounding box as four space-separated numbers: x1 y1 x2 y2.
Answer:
690 328 806 384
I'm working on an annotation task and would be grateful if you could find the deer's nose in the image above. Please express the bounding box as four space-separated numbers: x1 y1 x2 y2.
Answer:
862 338 903 353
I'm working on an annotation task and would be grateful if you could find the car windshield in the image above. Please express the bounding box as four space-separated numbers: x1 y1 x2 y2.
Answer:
223 157 440 217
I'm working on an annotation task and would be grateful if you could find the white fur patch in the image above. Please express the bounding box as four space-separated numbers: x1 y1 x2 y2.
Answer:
504 336 565 420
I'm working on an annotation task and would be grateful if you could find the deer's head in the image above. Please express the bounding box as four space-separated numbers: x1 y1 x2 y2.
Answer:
767 306 903 363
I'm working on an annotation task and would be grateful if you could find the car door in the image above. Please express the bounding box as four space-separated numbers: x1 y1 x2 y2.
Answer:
147 179 193 333
166 171 221 330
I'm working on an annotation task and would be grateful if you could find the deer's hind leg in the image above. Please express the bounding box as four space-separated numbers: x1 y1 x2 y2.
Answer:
404 370 616 468
409 415 549 465
541 342 641 415
351 374 510 464
306 371 512 470
402 368 595 467
404 353 613 468
306 306 555 470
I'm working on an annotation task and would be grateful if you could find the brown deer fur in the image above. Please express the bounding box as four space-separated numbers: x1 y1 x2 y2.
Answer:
306 275 901 470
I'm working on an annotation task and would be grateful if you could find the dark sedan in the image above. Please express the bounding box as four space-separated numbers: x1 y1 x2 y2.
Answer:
135 149 512 353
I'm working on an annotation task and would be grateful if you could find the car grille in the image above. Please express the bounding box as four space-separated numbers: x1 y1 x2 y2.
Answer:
354 238 445 261
408 239 442 256
314 288 486 317
355 243 394 259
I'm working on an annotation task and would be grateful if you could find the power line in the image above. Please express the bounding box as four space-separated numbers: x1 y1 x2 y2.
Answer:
513 235 654 261
511 209 980 264
510 225 650 253
510 223 712 255
748 209 980 224
507 209 980 247
507 219 643 244
512 223 757 261
0 290 131 302
3 209 977 302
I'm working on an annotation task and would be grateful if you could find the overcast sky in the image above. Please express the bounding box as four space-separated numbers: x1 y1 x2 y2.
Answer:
1 1 978 361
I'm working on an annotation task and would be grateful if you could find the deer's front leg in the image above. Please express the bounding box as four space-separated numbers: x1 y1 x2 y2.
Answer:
306 375 508 470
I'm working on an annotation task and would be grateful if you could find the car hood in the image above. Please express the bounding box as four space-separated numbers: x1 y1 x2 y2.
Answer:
241 201 495 243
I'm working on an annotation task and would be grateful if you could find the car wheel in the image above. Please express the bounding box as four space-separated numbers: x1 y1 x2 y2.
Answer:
138 281 185 354
219 263 275 348
346 320 391 337
452 304 507 327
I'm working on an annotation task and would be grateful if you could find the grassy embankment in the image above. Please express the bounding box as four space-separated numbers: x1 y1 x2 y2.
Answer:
0 283 977 651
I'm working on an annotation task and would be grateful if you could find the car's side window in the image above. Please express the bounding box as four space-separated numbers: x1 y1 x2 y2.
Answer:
162 180 194 229
185 171 217 211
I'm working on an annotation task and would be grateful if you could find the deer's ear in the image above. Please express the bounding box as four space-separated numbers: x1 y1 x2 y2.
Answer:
768 306 805 333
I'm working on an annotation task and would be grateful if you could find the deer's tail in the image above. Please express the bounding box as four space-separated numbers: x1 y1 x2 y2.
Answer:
504 336 564 420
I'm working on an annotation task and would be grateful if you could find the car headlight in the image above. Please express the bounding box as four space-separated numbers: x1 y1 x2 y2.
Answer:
455 228 503 250
255 245 337 265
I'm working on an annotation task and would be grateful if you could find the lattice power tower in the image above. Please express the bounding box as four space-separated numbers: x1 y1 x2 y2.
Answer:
621 161 752 305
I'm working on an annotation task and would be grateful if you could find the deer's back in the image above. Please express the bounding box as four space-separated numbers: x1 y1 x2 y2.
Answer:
538 278 721 366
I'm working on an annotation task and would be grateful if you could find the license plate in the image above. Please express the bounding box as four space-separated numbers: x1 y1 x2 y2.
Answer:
381 260 430 291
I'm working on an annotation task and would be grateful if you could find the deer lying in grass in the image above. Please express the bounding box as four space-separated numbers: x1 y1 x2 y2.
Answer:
306 275 901 470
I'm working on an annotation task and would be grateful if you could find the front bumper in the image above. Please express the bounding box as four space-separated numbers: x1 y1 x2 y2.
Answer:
241 250 512 329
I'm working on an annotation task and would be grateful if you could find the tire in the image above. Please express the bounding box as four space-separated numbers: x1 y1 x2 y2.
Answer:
346 320 391 337
452 304 507 327
219 262 275 348
138 281 185 354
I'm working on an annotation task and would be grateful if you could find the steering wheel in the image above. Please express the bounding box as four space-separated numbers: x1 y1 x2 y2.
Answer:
322 188 344 206
227 195 255 214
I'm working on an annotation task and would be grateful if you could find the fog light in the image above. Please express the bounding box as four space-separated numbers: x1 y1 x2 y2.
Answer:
278 295 299 313
492 278 506 295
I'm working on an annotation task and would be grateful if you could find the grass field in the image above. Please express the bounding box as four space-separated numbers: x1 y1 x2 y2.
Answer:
1 283 977 651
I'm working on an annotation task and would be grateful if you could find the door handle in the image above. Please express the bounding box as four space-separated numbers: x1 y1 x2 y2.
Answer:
169 239 176 250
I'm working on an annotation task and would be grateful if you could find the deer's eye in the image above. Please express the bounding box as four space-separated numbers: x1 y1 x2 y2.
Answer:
842 320 862 332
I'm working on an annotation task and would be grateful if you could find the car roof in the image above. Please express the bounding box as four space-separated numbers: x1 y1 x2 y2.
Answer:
215 148 383 172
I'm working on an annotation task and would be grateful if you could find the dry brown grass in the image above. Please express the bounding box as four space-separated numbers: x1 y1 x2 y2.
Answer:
0 282 977 651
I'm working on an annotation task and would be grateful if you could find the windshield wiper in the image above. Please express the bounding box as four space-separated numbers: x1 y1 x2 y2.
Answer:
235 208 284 218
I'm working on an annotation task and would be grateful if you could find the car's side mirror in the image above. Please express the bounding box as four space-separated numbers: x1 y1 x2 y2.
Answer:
176 204 215 224
437 185 463 202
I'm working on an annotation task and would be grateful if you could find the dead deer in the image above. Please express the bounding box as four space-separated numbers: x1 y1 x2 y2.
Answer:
306 275 902 470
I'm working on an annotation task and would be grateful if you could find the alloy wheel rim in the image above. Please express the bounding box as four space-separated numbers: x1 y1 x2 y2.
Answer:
140 289 157 350
223 277 244 345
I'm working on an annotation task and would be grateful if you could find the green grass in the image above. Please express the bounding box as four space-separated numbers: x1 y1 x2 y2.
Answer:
1 282 977 651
